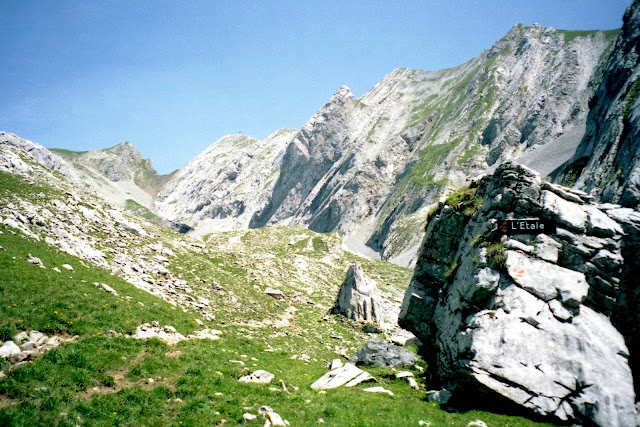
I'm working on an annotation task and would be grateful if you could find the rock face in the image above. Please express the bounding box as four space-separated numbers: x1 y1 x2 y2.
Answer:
0 132 69 174
399 162 636 426
331 263 381 323
155 130 296 235
557 0 640 208
153 26 615 265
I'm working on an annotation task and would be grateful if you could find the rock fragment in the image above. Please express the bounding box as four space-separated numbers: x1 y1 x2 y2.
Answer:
362 386 394 396
310 363 374 390
349 338 418 368
0 341 21 358
238 370 275 384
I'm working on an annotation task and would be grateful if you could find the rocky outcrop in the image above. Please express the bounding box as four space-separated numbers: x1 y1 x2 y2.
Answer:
332 263 381 323
480 25 615 165
0 330 76 368
1 132 69 174
250 86 355 229
557 0 640 208
399 162 636 426
603 206 640 397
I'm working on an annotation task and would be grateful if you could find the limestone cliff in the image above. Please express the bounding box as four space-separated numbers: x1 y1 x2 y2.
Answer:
399 162 637 426
556 0 640 209
155 129 297 235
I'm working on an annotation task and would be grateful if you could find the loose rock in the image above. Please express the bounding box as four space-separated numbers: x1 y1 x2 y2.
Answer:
349 338 418 368
238 370 275 384
362 386 394 396
310 363 374 390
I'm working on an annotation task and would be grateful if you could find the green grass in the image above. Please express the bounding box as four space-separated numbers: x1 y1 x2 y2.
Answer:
557 28 620 44
49 148 89 158
485 242 507 271
0 171 63 202
623 78 640 118
444 186 482 217
124 199 159 221
0 225 199 337
0 170 554 426
457 143 481 165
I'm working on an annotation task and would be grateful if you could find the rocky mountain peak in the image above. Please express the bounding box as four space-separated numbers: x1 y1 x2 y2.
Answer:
101 141 145 170
333 85 354 101
155 129 297 234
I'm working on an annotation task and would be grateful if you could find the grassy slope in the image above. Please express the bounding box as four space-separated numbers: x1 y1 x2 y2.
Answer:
0 170 553 426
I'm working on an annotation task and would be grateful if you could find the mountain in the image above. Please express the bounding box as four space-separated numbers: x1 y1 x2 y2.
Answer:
2 2 640 424
555 0 640 208
156 25 618 266
155 129 297 235
51 141 173 210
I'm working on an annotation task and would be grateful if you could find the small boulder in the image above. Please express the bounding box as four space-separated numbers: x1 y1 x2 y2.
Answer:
426 389 452 405
243 413 257 421
27 254 45 268
14 331 29 344
349 338 418 368
310 363 374 390
406 377 419 390
238 370 275 384
258 406 286 426
264 287 284 300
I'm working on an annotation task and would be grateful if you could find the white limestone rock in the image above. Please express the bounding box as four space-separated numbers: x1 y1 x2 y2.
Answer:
542 190 587 231
505 250 588 306
332 263 380 323
362 386 394 396
400 162 636 426
238 370 274 384
0 341 21 358
310 363 374 390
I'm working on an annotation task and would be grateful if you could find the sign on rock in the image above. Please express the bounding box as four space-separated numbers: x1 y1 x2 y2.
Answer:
499 218 556 235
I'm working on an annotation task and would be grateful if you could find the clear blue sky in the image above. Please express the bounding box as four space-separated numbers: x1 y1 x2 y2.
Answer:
0 0 631 174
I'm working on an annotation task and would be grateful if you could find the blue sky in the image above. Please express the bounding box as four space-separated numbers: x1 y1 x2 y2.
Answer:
0 0 631 174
